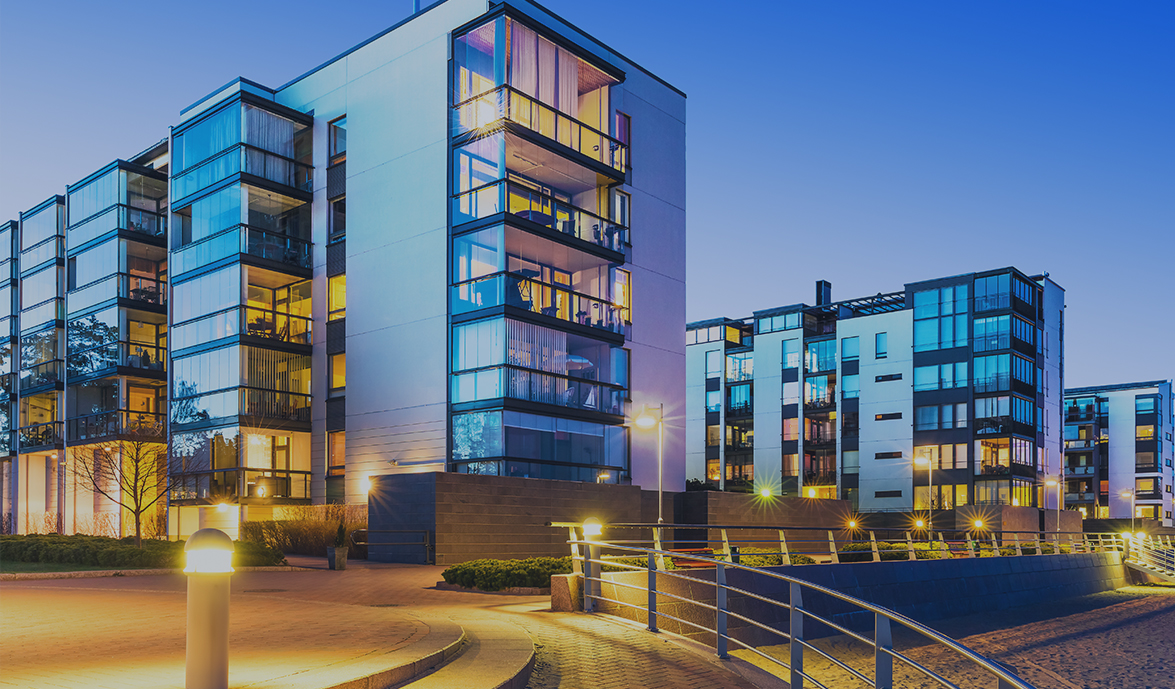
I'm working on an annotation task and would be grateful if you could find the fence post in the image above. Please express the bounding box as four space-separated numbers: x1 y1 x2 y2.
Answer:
966 533 975 558
939 532 949 558
721 528 732 560
789 582 804 689
778 530 791 566
991 535 1000 557
1033 532 1042 555
652 526 667 572
828 531 840 564
584 542 600 613
1013 533 1024 557
569 527 582 576
715 562 728 659
647 552 658 633
874 613 893 689
870 531 881 563
905 532 916 561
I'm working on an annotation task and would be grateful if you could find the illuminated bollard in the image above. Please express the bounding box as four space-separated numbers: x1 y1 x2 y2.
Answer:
184 528 235 689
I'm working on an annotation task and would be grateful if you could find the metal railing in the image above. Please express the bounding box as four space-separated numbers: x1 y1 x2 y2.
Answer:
1124 535 1175 581
67 410 165 442
242 305 312 345
173 145 312 202
18 421 63 450
567 526 1038 689
451 271 630 335
452 179 628 252
171 224 311 276
451 364 625 415
67 341 166 377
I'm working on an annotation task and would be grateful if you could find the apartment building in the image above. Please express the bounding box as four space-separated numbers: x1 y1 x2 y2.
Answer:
1062 381 1173 527
686 269 1065 514
1 0 686 537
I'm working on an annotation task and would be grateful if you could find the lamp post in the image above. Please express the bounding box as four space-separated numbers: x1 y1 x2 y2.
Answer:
184 528 235 689
914 455 933 531
1121 490 1136 534
1045 477 1061 533
634 404 664 524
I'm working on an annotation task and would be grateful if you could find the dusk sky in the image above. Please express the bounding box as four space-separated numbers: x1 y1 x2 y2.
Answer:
1 1 1170 388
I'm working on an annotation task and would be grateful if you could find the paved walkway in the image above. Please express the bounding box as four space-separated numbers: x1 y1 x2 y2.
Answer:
0 557 756 688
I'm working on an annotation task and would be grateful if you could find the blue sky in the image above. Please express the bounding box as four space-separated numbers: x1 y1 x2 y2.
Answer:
1 0 1171 387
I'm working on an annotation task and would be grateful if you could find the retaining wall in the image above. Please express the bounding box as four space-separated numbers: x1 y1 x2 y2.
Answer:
595 551 1127 647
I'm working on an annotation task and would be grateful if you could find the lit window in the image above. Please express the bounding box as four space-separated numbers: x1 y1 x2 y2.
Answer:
329 116 347 163
328 274 346 321
328 430 345 477
330 352 346 393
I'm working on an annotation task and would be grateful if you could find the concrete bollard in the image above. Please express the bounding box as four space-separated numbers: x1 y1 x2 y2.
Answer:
184 528 235 689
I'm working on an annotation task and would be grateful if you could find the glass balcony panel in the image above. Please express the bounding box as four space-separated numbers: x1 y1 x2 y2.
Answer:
243 469 311 499
18 421 62 450
19 360 62 388
240 388 311 422
450 273 629 336
67 273 166 315
67 342 166 378
21 299 64 332
171 309 241 351
243 146 313 193
67 410 166 442
68 206 166 250
242 226 311 268
451 365 624 414
20 237 63 272
169 470 239 502
242 306 311 345
172 147 241 202
452 180 627 251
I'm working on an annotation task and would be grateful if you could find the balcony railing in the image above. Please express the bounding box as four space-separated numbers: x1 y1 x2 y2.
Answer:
67 410 166 442
974 417 1011 435
1065 465 1096 476
19 360 62 389
1065 409 1095 422
68 273 167 314
804 395 836 411
172 224 311 276
173 145 312 202
20 236 63 271
0 373 13 399
244 469 311 500
973 373 1010 394
68 205 166 249
168 469 311 502
20 298 64 331
451 365 625 415
1065 492 1095 502
1064 438 1095 449
18 421 62 450
243 306 312 345
67 341 166 378
451 272 629 336
453 85 629 172
240 388 311 422
975 293 1011 311
453 179 628 252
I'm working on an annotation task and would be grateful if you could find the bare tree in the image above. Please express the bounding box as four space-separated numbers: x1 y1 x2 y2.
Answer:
69 426 176 548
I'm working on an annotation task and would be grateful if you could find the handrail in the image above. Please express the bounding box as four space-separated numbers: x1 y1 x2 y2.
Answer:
451 271 630 335
572 537 1035 689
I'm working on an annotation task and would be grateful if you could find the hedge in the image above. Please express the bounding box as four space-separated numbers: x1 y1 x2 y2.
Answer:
442 557 573 590
0 534 286 569
239 504 367 559
837 541 947 562
736 547 816 566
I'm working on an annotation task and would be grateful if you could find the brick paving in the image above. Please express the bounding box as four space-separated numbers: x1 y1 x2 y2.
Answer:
0 558 757 688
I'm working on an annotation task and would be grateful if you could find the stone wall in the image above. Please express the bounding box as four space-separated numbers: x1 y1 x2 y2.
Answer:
674 490 853 555
596 551 1128 647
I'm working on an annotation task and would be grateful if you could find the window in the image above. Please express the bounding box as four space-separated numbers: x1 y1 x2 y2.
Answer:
913 286 968 351
1136 477 1158 495
875 332 888 359
875 451 903 459
842 451 860 473
954 402 967 429
329 198 346 240
330 353 346 394
782 381 800 405
1012 354 1034 385
1013 276 1035 305
727 384 752 414
841 336 859 361
328 430 345 477
615 112 631 146
973 354 1010 392
759 312 802 335
875 490 902 499
1137 425 1155 440
782 339 801 368
611 189 630 227
328 275 346 321
782 417 799 441
973 315 1010 353
1136 396 1157 413
706 425 720 446
726 352 753 382
875 373 902 382
841 374 859 399
913 362 967 392
705 350 722 377
329 116 347 163
914 406 938 431
974 273 1010 311
1012 316 1034 345
705 390 721 413
805 340 836 373
875 412 902 421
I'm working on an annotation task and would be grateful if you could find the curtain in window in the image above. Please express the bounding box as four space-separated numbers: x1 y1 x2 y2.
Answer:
510 22 538 98
506 319 567 375
537 37 557 106
557 47 579 118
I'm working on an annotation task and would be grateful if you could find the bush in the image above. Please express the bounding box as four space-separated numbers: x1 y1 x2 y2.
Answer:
441 557 573 591
239 504 366 558
837 541 947 562
0 534 286 569
737 547 816 566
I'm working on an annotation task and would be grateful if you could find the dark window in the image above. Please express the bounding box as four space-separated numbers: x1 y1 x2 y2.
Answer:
875 451 903 459
615 112 630 146
875 373 902 382
329 116 347 163
875 490 903 498
330 198 346 240
875 412 902 421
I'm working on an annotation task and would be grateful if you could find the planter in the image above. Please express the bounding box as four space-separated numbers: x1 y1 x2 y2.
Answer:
327 546 348 570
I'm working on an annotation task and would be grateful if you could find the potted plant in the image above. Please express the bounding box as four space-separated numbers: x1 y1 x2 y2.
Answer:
327 522 348 570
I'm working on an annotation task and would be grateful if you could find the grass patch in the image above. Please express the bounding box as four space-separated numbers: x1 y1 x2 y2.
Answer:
0 534 286 569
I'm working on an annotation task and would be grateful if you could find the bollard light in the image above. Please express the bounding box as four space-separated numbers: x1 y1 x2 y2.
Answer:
582 517 603 538
216 503 229 513
759 488 771 498
185 528 234 689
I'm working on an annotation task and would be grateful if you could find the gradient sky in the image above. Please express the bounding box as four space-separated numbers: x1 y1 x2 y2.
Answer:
1 1 1171 388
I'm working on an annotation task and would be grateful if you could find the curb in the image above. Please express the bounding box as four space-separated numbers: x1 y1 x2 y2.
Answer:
434 581 551 596
0 565 316 581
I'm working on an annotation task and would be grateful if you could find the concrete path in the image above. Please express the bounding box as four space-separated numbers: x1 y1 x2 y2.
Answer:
0 557 757 689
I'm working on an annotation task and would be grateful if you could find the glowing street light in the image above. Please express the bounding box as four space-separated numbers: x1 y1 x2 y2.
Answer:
806 487 817 499
1121 490 1136 534
597 471 610 484
1045 477 1062 533
184 528 234 689
973 519 984 530
633 404 664 523
759 487 771 498
914 455 933 531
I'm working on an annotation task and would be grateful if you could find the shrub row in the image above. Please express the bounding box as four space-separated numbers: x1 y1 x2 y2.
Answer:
442 557 572 591
837 541 948 562
239 504 367 559
0 534 286 568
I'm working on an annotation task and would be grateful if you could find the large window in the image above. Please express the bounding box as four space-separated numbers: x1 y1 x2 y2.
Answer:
913 285 968 352
875 332 888 359
21 265 61 311
330 353 346 395
804 340 835 373
914 443 969 470
328 275 346 321
173 265 241 325
174 106 241 173
973 315 1010 353
726 352 753 382
758 312 801 334
450 409 627 471
782 339 801 368
841 336 859 361
974 274 1011 311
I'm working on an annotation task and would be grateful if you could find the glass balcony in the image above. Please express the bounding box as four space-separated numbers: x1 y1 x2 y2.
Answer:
67 341 166 378
451 365 624 415
20 299 64 332
242 306 312 344
20 237 63 273
67 410 166 442
173 146 312 202
244 469 311 500
453 85 628 172
1065 465 1096 476
169 470 239 502
0 373 13 399
171 224 311 276
240 388 311 422
18 421 62 450
452 179 628 252
68 273 167 314
973 373 1010 394
1064 438 1095 450
67 205 166 249
19 360 62 389
451 272 629 336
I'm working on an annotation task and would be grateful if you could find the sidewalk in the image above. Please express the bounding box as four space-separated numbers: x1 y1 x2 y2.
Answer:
0 558 757 689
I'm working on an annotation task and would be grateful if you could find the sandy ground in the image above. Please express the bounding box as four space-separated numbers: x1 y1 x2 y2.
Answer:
731 583 1175 688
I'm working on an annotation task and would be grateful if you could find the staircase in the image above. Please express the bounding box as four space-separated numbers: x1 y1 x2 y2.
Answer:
1124 535 1175 584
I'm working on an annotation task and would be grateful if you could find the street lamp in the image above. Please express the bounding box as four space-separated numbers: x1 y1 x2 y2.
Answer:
1045 477 1061 533
634 404 664 524
184 528 234 689
914 455 933 531
597 471 610 484
1121 490 1136 534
